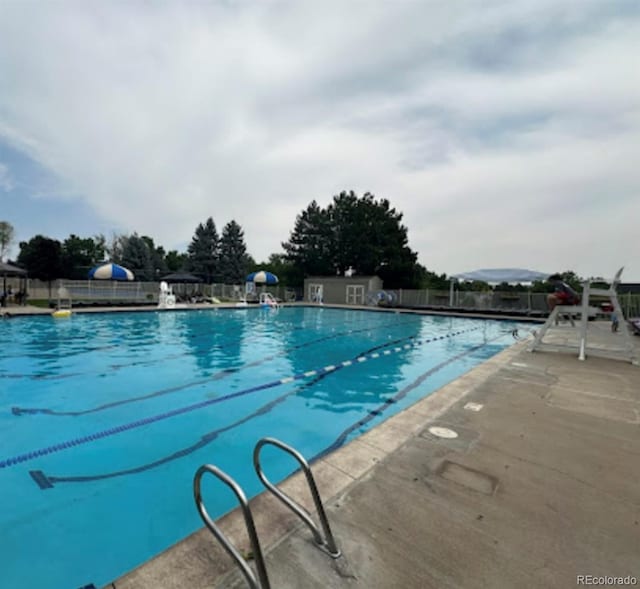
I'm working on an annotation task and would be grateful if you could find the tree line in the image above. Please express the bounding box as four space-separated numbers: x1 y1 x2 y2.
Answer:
0 190 582 291
4 218 254 286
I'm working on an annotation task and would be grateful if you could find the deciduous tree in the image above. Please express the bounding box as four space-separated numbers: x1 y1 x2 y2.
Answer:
17 235 63 299
0 221 14 262
165 250 187 272
120 234 154 280
61 234 105 279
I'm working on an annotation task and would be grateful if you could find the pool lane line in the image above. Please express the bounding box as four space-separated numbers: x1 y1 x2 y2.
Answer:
30 361 344 487
1 326 481 472
28 334 421 487
11 315 426 416
32 327 513 489
310 330 511 464
7 312 423 381
29 328 484 488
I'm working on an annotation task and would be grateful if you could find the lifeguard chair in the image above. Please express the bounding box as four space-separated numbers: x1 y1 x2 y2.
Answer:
530 267 638 364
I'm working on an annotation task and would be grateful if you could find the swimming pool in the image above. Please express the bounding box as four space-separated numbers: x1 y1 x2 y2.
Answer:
0 307 523 588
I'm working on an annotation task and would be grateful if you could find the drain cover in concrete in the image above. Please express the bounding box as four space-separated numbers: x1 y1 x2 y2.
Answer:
428 426 458 439
437 461 498 495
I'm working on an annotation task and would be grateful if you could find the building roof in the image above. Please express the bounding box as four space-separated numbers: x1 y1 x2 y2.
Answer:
0 262 27 276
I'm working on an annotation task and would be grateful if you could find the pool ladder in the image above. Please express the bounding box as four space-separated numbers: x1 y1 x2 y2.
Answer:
193 437 341 589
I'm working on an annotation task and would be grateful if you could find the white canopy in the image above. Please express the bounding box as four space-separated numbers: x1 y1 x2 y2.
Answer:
453 268 550 284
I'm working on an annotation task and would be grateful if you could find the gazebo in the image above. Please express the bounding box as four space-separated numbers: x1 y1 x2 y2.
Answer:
160 272 204 301
0 262 28 306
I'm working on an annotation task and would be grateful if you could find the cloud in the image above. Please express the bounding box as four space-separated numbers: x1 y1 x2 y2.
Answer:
0 1 639 277
0 163 13 192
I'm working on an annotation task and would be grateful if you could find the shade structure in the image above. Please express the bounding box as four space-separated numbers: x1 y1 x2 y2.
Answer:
0 262 27 277
88 263 134 281
1 262 28 304
452 268 550 284
160 272 203 284
246 270 278 285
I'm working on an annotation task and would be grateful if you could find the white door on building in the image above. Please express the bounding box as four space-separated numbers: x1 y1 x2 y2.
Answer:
346 284 364 305
308 283 323 303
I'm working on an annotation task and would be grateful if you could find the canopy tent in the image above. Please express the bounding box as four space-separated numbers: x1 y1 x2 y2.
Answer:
88 263 135 281
1 262 27 306
452 268 550 284
246 270 278 285
0 262 27 277
160 272 203 284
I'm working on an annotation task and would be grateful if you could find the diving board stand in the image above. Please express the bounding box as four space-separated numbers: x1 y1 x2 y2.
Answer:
530 267 638 365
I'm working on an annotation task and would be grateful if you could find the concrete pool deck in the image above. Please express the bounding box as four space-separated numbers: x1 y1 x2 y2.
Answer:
106 318 640 589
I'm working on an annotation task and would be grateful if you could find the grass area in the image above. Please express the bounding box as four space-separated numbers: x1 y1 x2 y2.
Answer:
23 299 52 309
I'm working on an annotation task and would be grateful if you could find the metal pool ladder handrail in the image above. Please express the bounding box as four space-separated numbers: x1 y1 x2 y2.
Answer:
193 464 271 589
253 437 341 558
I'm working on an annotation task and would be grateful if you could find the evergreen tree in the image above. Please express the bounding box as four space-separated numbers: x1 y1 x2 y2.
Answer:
282 191 421 288
187 217 219 283
282 200 334 276
218 220 249 284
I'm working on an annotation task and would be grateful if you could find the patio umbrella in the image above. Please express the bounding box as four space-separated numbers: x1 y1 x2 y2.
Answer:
246 270 278 285
88 263 135 281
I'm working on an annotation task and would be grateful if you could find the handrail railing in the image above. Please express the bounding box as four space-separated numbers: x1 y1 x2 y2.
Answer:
193 464 271 589
253 437 341 558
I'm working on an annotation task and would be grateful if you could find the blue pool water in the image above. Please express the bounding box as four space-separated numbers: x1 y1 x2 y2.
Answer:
0 307 524 588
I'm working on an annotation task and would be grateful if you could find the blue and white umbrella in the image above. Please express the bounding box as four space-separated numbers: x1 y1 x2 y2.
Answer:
88 263 135 281
246 270 278 285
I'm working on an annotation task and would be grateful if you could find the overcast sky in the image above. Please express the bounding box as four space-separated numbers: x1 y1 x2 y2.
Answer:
1 1 639 279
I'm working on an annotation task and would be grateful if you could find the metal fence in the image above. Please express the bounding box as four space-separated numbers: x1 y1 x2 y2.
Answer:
20 280 301 305
11 279 640 318
386 289 640 318
395 289 549 314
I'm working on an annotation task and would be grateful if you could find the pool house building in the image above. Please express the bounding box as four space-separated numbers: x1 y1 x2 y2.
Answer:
303 275 383 305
